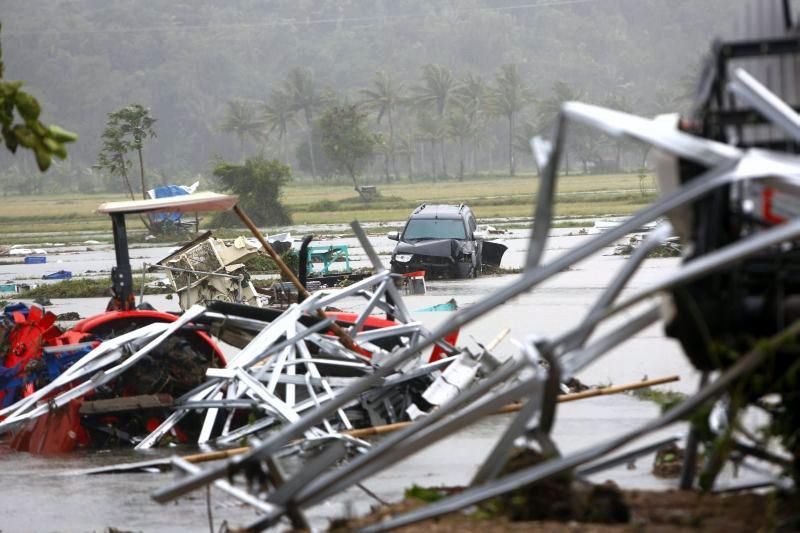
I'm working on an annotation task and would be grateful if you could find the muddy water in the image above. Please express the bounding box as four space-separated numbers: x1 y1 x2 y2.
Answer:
0 227 736 532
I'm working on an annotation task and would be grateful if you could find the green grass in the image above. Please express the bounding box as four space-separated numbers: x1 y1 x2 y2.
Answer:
0 173 658 241
630 387 687 408
22 277 170 298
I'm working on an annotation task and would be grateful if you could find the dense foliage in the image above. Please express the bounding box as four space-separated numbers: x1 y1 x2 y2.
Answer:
211 157 292 227
1 0 747 193
319 105 376 192
97 104 156 199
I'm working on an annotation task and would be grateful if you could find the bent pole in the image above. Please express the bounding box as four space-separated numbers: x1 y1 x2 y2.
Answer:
232 204 357 351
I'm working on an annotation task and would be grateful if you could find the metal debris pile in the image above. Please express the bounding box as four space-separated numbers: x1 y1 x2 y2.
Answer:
143 58 800 531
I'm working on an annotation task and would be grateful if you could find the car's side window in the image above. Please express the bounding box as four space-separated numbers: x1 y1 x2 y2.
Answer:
467 215 477 235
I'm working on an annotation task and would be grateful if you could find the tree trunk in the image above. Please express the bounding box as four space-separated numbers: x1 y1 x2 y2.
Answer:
388 110 399 178
407 150 414 182
137 147 147 199
440 139 448 177
508 112 515 177
458 137 465 181
640 146 651 169
121 167 136 201
471 140 477 176
305 109 317 179
429 140 437 181
239 135 246 163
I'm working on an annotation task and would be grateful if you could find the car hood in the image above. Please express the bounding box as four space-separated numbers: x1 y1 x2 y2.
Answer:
395 238 473 258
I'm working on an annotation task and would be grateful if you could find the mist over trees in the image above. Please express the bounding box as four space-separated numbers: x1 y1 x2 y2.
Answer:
1 0 747 194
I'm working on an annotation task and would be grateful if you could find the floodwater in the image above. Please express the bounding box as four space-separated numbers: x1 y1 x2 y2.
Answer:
0 223 752 532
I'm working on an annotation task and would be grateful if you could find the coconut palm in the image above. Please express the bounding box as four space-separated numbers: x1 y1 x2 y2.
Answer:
446 110 478 181
453 72 487 122
453 73 488 174
538 81 585 174
359 71 404 178
283 67 328 178
395 135 415 182
220 99 265 163
486 64 534 177
415 111 444 181
602 92 633 171
512 120 540 165
262 88 297 161
412 64 455 177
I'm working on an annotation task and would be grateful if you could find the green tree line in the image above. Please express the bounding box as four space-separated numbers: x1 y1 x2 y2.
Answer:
1 0 746 193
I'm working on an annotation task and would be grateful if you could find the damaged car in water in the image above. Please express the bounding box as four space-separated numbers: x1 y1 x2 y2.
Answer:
388 203 507 279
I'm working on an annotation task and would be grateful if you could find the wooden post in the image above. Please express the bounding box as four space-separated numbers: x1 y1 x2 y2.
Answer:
233 204 358 350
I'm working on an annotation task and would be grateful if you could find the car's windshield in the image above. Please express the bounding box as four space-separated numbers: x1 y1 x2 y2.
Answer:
403 218 467 240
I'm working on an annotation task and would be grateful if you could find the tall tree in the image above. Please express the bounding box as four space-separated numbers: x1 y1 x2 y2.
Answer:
108 104 157 198
512 120 540 170
486 64 534 177
602 92 633 171
453 72 488 123
538 81 585 174
453 73 488 174
412 64 454 177
97 123 135 199
396 135 415 182
446 110 477 181
318 104 376 196
415 111 444 181
359 71 404 179
220 99 264 163
284 67 328 179
262 89 296 161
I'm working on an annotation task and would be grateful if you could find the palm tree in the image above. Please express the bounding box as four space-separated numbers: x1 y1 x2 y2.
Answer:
602 92 633 171
395 135 415 182
446 110 477 181
512 120 539 166
412 64 454 177
486 64 534 177
359 71 404 178
453 72 488 174
262 88 297 161
538 81 585 174
220 99 265 162
453 72 487 123
415 111 444 181
283 67 328 179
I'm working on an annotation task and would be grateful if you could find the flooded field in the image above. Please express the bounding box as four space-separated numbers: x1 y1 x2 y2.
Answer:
0 221 729 532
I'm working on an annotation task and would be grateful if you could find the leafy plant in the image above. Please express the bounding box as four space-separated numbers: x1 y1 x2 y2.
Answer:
318 104 376 196
211 157 292 227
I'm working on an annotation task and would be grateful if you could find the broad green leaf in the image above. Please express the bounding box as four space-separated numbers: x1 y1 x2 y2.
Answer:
34 147 51 171
48 124 78 143
14 91 41 121
12 124 36 148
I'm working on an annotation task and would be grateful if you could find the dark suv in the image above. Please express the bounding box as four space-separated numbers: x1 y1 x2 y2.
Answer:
388 203 506 279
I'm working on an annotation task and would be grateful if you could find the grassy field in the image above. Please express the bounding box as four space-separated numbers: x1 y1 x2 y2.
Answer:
0 173 657 241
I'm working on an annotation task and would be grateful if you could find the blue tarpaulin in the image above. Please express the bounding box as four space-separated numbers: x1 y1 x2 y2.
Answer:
150 185 191 223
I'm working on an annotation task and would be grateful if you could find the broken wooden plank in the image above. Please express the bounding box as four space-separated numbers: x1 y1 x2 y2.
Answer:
79 394 174 415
